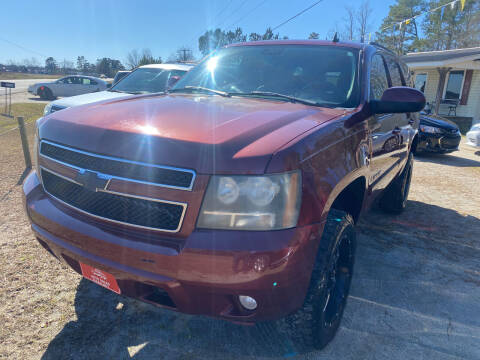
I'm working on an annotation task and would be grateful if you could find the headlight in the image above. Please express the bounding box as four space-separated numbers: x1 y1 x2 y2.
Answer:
419 125 442 134
197 171 302 231
43 103 52 115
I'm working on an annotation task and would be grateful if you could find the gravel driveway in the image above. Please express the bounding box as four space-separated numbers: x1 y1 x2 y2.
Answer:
0 126 479 359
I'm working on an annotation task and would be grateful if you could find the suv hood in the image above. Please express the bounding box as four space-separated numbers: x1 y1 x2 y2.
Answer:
49 90 131 108
39 94 345 174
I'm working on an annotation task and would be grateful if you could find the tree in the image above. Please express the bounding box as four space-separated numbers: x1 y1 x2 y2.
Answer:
262 27 280 40
198 27 285 56
198 28 229 56
375 0 426 55
308 32 320 39
422 0 480 51
357 0 373 42
248 32 262 41
126 49 140 69
45 57 57 74
344 6 356 40
59 59 74 74
76 56 90 73
137 49 162 66
96 58 125 77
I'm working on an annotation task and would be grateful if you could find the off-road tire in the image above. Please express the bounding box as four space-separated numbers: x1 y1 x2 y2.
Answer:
280 208 356 350
379 153 413 214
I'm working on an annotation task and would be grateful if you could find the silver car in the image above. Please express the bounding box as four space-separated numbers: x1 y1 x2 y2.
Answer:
466 123 480 149
43 63 193 115
28 75 109 100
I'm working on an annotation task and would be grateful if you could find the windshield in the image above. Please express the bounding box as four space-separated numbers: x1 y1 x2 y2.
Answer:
111 68 186 94
173 45 359 107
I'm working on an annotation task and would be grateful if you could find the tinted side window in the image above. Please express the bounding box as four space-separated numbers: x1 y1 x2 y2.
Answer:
384 55 404 86
370 54 388 100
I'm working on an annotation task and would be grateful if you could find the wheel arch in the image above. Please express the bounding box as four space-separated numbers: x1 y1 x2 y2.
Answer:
325 175 367 223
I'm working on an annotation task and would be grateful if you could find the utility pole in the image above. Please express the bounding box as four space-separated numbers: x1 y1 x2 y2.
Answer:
177 47 192 62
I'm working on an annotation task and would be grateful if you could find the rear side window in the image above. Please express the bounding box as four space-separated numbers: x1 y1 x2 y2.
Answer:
384 54 404 86
82 78 97 85
370 54 389 100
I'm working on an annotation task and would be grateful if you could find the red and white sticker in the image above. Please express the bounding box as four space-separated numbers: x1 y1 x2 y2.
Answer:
80 262 121 294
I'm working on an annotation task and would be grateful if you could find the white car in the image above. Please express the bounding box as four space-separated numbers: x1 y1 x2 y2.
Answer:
43 63 193 115
466 123 480 148
28 75 109 100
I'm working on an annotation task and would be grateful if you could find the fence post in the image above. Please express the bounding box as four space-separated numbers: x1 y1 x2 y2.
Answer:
17 116 32 169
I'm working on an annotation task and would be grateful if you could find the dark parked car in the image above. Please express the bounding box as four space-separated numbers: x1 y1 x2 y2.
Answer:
24 40 425 350
413 112 461 154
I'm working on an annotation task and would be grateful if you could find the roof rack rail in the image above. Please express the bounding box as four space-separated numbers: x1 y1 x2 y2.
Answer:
369 42 396 54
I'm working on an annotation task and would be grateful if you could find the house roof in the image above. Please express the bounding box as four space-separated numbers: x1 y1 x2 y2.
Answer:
403 47 480 63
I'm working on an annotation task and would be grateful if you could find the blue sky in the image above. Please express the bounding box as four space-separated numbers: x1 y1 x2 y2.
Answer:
0 0 396 65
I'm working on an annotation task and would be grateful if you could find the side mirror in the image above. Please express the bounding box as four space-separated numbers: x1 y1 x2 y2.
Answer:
167 76 181 89
106 83 112 88
371 86 426 114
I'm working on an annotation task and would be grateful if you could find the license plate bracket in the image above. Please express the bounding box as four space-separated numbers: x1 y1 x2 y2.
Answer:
80 262 121 294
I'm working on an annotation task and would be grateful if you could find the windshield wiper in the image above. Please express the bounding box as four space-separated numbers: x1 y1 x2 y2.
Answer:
169 86 230 97
230 91 325 107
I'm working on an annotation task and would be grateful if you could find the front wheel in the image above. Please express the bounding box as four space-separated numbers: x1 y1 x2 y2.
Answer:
43 87 55 100
279 208 356 350
379 153 413 214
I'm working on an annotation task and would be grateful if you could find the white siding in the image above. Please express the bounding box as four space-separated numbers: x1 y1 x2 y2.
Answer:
413 69 480 124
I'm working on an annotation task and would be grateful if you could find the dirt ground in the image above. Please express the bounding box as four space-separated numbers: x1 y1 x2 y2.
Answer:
0 125 479 360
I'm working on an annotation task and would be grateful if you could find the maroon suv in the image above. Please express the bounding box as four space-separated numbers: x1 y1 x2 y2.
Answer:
23 40 425 349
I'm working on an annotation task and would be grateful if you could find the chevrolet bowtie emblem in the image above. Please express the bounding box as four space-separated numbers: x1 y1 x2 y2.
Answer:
75 170 109 192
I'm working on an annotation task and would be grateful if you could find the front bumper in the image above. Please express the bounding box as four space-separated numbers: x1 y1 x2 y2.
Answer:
23 171 322 323
416 132 461 153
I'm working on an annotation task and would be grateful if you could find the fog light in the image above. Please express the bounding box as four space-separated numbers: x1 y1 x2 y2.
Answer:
239 295 257 310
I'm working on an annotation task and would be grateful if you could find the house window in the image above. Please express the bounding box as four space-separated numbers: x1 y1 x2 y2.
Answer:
414 73 427 93
444 70 464 100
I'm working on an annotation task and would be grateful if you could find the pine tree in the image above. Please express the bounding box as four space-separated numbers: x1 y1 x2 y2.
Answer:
375 0 426 55
422 0 480 50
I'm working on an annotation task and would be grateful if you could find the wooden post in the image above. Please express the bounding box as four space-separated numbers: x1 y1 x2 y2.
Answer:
17 116 32 169
434 67 450 116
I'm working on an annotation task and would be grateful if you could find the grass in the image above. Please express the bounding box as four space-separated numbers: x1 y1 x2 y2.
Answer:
0 72 61 80
0 103 45 133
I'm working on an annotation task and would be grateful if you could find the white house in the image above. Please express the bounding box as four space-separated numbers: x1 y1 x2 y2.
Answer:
403 47 480 131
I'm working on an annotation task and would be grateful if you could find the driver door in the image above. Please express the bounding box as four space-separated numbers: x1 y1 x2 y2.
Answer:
368 53 400 191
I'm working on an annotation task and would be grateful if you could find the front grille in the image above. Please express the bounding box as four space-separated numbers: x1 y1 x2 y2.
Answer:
40 141 195 190
440 136 461 149
42 169 185 231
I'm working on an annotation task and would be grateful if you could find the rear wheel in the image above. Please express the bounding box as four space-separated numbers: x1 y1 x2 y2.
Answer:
379 153 413 214
279 209 356 350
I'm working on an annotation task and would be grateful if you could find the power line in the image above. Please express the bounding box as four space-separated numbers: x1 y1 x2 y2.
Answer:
227 0 269 29
214 0 234 20
0 36 47 59
217 0 251 28
272 0 325 31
